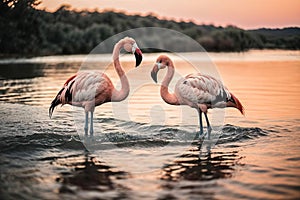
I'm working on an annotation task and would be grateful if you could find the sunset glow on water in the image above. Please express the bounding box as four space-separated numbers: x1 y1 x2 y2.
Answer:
0 51 299 199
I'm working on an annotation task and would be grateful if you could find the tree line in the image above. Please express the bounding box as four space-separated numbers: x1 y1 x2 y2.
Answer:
0 0 299 57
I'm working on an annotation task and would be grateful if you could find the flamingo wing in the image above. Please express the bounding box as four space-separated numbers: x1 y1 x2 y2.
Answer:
60 71 112 105
176 73 231 106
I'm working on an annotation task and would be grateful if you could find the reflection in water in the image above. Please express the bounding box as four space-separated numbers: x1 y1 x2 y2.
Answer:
160 143 241 199
161 144 240 181
0 52 299 199
55 153 129 197
0 63 45 79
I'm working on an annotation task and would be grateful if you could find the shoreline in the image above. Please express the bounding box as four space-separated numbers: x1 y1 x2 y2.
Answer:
0 50 299 64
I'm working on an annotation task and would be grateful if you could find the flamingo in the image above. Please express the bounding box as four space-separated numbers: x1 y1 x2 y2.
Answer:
151 55 244 139
49 37 143 136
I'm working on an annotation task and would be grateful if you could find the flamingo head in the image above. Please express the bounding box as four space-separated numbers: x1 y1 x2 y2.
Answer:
151 55 170 83
123 37 143 67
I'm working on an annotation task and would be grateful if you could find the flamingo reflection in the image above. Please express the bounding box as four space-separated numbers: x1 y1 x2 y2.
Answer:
54 153 129 194
161 144 241 181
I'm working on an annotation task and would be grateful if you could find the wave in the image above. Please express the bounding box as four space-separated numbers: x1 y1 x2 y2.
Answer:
217 124 268 144
0 122 268 153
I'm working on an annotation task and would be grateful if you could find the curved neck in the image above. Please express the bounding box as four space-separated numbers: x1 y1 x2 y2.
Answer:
111 40 130 102
160 61 179 105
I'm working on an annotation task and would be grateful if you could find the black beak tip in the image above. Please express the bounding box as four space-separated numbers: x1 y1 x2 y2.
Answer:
134 52 143 67
151 71 158 83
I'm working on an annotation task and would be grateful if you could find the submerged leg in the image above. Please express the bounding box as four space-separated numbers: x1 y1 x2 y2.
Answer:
90 111 94 136
84 112 89 136
198 110 204 137
204 112 212 139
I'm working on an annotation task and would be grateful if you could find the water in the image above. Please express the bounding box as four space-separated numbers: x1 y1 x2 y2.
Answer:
0 50 299 199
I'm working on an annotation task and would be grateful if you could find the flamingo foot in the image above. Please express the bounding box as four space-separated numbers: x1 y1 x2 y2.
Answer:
90 111 94 136
199 128 204 137
204 112 212 140
198 110 204 139
84 112 89 136
207 126 212 140
84 127 88 136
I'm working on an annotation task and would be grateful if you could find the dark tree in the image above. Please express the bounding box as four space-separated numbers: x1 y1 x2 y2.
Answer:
0 1 299 57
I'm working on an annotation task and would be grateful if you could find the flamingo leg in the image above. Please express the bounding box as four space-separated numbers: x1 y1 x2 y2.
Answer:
84 112 89 136
204 112 212 139
90 111 94 136
198 110 204 137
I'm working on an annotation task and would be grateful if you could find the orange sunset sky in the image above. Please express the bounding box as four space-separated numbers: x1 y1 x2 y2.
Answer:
38 0 300 29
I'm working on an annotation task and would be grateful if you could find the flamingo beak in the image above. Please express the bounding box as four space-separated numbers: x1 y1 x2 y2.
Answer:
134 48 143 67
132 43 142 67
151 65 159 83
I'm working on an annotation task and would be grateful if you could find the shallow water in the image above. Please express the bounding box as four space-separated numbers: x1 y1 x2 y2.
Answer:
0 50 300 200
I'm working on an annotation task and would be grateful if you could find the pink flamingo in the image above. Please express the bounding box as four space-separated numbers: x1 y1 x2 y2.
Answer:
49 37 143 136
151 55 244 138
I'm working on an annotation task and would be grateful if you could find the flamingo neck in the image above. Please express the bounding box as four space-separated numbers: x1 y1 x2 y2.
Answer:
111 40 130 102
160 61 179 105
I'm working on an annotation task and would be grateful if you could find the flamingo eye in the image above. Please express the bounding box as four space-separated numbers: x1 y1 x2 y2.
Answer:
159 60 162 63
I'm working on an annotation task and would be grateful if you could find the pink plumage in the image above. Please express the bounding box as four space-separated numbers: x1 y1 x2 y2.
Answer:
151 55 244 138
49 37 143 135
